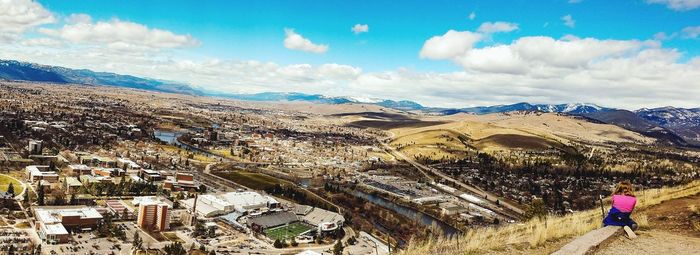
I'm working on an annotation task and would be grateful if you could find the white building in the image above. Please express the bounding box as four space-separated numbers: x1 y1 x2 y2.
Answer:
181 191 279 217
34 207 103 244
26 165 59 183
117 158 141 170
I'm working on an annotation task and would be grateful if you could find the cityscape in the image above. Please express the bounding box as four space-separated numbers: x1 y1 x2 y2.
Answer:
0 0 699 255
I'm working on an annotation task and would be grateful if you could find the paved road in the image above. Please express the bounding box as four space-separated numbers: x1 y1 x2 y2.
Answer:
381 131 525 217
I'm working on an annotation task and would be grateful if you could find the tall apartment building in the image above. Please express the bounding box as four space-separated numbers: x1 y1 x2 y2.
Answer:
137 201 170 231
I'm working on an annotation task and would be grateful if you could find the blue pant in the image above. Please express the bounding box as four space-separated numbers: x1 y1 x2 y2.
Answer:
603 207 637 230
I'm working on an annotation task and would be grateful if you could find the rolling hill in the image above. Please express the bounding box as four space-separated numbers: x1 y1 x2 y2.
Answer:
0 60 199 95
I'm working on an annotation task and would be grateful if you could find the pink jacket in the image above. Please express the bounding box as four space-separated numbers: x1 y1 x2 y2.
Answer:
612 195 637 213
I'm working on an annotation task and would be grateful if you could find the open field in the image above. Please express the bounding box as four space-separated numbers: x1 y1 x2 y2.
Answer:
400 181 700 255
0 174 22 194
385 112 656 160
264 222 314 241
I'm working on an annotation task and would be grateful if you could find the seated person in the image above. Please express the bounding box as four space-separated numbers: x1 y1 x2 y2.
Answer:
603 181 638 231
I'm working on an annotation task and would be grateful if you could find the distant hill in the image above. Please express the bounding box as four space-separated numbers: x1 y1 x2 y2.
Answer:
583 110 690 146
434 102 613 115
636 107 700 146
0 59 200 95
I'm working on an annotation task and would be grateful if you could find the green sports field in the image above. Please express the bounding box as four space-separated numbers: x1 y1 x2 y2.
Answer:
264 222 313 240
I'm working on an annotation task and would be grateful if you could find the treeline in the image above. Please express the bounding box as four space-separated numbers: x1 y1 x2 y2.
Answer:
265 183 338 213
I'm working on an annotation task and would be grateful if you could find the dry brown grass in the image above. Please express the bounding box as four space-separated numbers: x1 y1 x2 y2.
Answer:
689 204 699 216
692 222 700 232
401 181 700 255
636 214 650 230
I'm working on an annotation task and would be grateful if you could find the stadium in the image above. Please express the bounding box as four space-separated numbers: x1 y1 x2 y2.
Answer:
245 205 345 241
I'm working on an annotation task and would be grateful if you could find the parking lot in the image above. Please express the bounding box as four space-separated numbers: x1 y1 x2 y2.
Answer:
43 223 137 255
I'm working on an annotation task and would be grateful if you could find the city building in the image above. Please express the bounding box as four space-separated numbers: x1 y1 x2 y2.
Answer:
26 165 59 183
116 158 141 171
28 140 42 155
79 155 116 168
295 205 345 233
106 200 134 220
163 172 197 191
141 169 163 181
64 177 82 193
67 164 92 176
181 191 279 217
92 167 126 177
34 207 103 244
137 200 171 232
439 202 467 216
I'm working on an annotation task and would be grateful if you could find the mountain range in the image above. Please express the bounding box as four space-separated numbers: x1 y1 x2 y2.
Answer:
1 59 698 146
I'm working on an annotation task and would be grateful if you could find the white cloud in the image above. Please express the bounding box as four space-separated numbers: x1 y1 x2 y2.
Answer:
39 17 200 49
419 30 482 60
681 26 700 38
65 13 92 24
0 0 54 41
477 22 519 34
562 15 576 28
468 12 476 20
21 37 63 47
318 63 362 79
351 24 369 34
4 33 700 110
1 0 699 110
647 0 700 11
654 32 671 40
283 28 328 54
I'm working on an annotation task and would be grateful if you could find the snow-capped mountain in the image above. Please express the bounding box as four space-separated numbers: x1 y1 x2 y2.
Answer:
439 102 612 115
636 107 700 127
635 107 700 145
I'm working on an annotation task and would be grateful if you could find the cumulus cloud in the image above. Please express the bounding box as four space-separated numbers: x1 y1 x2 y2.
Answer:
0 0 54 41
647 0 700 11
562 15 576 28
477 22 519 34
468 12 476 20
21 37 63 47
38 18 199 50
4 33 700 109
2 0 699 110
65 13 92 24
429 34 647 73
351 24 369 34
283 28 328 54
682 26 700 38
419 30 482 60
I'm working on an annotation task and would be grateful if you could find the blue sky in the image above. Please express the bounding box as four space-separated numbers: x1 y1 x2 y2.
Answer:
1 0 700 109
39 0 700 70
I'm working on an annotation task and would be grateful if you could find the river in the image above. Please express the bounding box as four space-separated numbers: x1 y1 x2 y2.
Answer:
350 189 461 238
153 129 220 159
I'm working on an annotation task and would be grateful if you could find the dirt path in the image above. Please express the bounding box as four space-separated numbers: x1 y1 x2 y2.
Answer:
596 230 700 255
594 194 700 254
